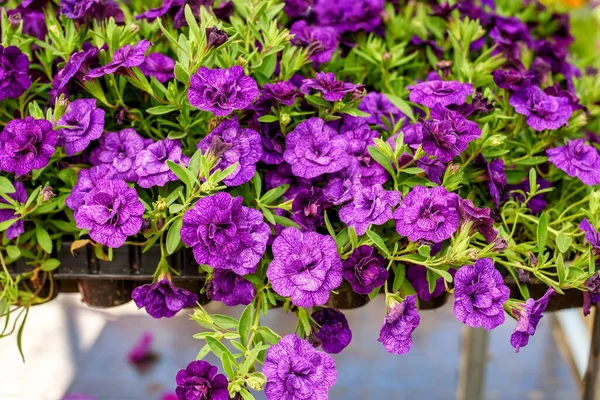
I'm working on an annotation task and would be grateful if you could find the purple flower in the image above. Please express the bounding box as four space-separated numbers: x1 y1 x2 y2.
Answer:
300 72 357 102
378 295 420 354
132 279 198 319
340 119 388 185
580 219 600 249
90 128 146 182
420 104 481 163
407 80 474 108
175 360 228 400
267 227 342 307
509 86 572 131
358 92 406 128
136 0 208 29
406 265 445 301
416 156 446 185
313 0 384 33
139 53 175 83
264 334 337 400
134 139 189 188
0 45 31 101
51 44 100 100
87 40 151 79
7 6 47 41
284 0 314 18
448 92 494 117
74 179 144 248
453 258 510 330
262 81 300 106
339 184 400 236
265 162 316 200
197 117 262 187
311 308 352 354
394 185 460 243
57 99 105 156
206 269 255 307
489 15 533 59
510 288 555 352
66 165 115 211
258 123 285 165
291 187 326 231
484 158 506 207
584 272 600 316
206 27 229 49
323 170 360 206
127 332 153 364
290 20 338 65
283 117 350 179
492 63 534 91
181 193 270 275
547 139 600 186
0 117 56 175
60 0 124 24
457 198 498 244
188 66 259 116
0 182 27 240
342 245 388 295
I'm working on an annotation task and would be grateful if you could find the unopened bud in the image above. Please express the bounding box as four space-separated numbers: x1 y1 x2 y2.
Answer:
206 27 228 49
280 112 291 127
40 186 55 202
8 12 21 30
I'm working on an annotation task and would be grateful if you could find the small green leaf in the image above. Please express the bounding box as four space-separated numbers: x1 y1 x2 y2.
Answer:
366 230 390 257
384 94 415 121
367 147 395 177
256 326 281 344
426 268 437 295
556 232 572 254
348 226 358 249
528 168 537 194
41 258 61 272
537 212 548 253
238 303 253 346
258 115 279 123
368 286 381 300
205 336 236 360
392 264 405 293
556 254 566 284
323 211 336 239
35 226 52 254
6 245 20 259
167 160 192 189
272 215 301 229
427 267 453 282
239 388 256 400
211 314 239 330
253 173 262 199
196 344 211 360
0 176 15 194
0 218 18 233
296 308 312 337
146 105 179 115
166 218 183 255
261 184 289 204
418 245 431 258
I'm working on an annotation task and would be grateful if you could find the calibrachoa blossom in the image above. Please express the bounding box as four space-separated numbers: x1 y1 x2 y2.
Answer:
0 117 57 175
300 72 358 102
339 184 401 236
453 258 510 330
90 128 147 182
407 80 474 108
421 104 481 163
132 279 198 319
394 185 460 243
197 117 262 187
358 92 405 128
263 334 337 400
66 165 115 210
342 245 388 295
57 98 105 156
290 20 338 65
510 288 555 352
378 295 420 354
206 269 255 307
181 192 270 275
580 218 600 249
187 66 259 116
310 308 352 354
135 139 189 188
341 119 388 185
60 0 124 24
87 40 151 79
0 182 27 240
74 179 144 248
51 44 100 100
291 187 326 231
283 117 350 179
457 198 498 244
0 45 31 101
313 0 384 33
547 139 600 186
139 53 175 83
175 360 229 400
267 227 342 307
262 81 300 106
509 86 572 131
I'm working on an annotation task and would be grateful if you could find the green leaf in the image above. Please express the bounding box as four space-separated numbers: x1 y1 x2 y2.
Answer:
426 268 437 295
427 267 453 282
166 218 183 255
392 264 405 292
556 254 566 284
515 156 548 166
41 258 61 272
418 245 431 258
35 226 52 254
528 167 537 194
167 160 192 189
258 115 279 123
272 215 301 229
257 53 278 78
6 245 20 259
146 105 179 115
196 344 211 360
239 388 256 400
537 212 548 254
238 303 253 346
205 336 236 360
256 326 281 344
367 147 395 177
211 314 239 330
368 285 381 300
296 308 312 337
304 94 330 107
348 226 358 249
366 230 390 257
261 184 289 204
239 342 263 376
0 176 15 194
556 232 572 254
384 94 415 122
259 205 276 225
323 211 336 239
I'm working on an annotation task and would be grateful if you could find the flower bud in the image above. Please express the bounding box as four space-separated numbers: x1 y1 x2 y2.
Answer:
8 12 21 30
280 112 291 127
155 198 166 212
39 186 55 202
206 27 228 49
